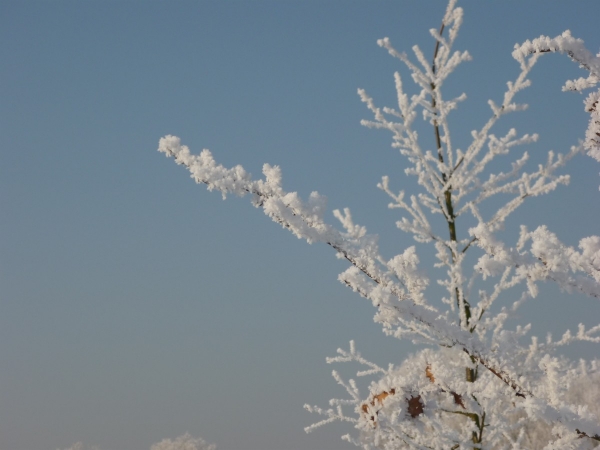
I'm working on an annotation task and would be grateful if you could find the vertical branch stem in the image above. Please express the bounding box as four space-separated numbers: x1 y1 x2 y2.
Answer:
431 22 471 326
432 18 480 448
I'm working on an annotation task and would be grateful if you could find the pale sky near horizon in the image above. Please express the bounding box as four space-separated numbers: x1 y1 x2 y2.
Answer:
2 2 600 450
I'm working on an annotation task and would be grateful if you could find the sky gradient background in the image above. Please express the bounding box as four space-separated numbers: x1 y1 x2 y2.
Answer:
2 1 600 450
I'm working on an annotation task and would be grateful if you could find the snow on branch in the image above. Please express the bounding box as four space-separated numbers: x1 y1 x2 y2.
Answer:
471 224 600 301
159 130 600 443
514 30 600 166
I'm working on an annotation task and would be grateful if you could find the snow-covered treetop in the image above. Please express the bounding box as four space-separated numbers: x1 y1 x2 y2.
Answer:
158 1 600 447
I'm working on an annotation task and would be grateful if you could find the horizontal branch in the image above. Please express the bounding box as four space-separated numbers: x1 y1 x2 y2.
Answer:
159 135 600 441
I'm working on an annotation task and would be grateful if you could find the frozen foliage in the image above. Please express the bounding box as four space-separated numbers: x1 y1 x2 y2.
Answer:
304 345 600 449
158 1 600 448
513 31 600 166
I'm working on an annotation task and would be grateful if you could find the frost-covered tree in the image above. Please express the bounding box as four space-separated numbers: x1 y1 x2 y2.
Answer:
58 433 216 450
57 443 101 450
157 1 600 448
150 433 217 450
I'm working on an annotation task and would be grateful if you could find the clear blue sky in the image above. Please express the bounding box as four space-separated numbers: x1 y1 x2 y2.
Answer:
2 2 599 450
